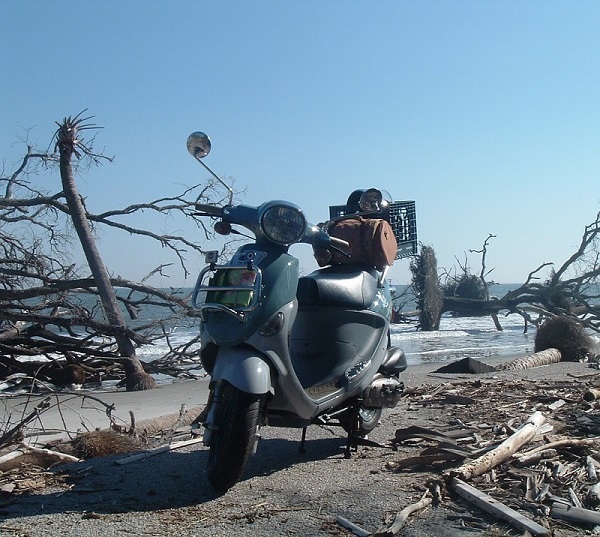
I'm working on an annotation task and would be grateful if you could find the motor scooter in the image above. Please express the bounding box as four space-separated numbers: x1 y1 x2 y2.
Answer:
187 132 417 492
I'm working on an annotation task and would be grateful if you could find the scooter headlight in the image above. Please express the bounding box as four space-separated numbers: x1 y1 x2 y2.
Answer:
261 204 306 245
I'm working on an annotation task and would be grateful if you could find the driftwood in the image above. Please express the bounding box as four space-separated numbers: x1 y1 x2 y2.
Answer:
587 456 599 481
0 396 51 450
583 387 600 401
496 348 562 371
434 348 564 377
446 411 546 481
551 502 600 526
130 405 204 437
0 444 81 471
515 448 559 467
373 491 433 536
452 478 550 536
514 437 598 460
386 378 600 535
53 404 205 459
386 452 464 470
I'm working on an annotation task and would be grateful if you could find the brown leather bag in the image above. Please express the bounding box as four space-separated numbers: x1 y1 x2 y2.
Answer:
319 217 398 267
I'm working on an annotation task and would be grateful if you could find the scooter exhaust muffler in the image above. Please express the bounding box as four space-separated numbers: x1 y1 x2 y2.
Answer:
362 374 404 408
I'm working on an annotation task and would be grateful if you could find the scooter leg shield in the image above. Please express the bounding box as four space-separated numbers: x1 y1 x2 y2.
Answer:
211 347 272 395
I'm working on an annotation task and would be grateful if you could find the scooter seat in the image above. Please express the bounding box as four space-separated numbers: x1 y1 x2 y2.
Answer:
297 265 378 310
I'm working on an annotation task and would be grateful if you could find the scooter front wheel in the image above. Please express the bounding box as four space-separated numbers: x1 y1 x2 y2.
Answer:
207 381 262 492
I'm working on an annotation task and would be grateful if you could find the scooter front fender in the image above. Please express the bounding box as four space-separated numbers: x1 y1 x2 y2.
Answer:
211 346 272 395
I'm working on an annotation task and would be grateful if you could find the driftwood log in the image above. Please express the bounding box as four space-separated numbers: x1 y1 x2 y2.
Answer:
0 444 81 471
496 348 562 371
446 411 546 481
551 502 600 527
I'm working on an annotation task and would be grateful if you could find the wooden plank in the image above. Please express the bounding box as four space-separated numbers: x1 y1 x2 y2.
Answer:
451 477 549 536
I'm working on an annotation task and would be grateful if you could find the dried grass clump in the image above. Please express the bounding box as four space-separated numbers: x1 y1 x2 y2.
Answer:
70 430 139 459
534 316 594 362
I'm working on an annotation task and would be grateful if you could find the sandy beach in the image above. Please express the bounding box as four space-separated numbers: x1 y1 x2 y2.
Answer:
1 356 599 536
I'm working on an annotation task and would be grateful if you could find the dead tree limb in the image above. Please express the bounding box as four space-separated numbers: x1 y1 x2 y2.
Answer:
373 491 433 536
469 233 497 300
514 437 598 460
445 411 546 482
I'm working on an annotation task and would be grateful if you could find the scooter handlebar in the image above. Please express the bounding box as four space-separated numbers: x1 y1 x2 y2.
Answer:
194 203 223 217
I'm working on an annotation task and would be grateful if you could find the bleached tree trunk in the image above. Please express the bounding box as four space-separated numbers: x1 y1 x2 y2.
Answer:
445 411 546 482
496 348 562 371
55 114 155 390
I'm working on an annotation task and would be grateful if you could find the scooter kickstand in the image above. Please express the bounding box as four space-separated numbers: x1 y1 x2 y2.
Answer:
344 407 360 459
299 426 307 454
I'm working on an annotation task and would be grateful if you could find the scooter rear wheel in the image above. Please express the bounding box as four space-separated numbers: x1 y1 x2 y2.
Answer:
207 381 262 492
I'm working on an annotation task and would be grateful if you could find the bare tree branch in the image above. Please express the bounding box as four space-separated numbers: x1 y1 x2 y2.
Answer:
0 113 232 392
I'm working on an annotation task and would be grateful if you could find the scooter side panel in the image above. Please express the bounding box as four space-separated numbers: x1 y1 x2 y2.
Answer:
289 308 388 400
211 346 272 394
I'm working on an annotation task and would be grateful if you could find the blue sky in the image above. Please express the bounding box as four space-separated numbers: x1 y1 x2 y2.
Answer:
2 2 600 287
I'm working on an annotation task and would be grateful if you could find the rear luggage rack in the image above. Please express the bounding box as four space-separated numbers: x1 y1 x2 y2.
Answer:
329 200 417 259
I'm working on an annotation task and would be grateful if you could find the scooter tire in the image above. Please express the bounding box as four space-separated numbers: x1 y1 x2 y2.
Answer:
207 382 262 492
341 406 383 437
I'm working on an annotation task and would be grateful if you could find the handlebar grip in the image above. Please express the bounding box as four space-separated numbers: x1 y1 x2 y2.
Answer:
195 203 223 216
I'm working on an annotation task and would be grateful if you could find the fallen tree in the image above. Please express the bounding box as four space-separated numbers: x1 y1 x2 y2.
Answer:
0 112 236 389
408 213 600 337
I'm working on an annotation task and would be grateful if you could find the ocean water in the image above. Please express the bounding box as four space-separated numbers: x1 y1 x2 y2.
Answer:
390 283 536 365
139 283 538 370
390 312 535 366
6 283 596 393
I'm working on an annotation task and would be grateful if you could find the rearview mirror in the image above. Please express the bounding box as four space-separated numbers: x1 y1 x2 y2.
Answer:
187 132 212 159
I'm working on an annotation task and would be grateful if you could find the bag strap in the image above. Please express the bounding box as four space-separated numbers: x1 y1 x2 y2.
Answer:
359 219 367 261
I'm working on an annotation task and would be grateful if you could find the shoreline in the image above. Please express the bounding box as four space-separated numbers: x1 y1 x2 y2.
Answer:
2 352 592 446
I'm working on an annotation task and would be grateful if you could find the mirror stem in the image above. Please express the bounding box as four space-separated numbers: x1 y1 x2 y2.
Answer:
194 155 234 206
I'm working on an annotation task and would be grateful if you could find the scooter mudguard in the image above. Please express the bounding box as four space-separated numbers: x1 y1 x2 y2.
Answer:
211 346 272 395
